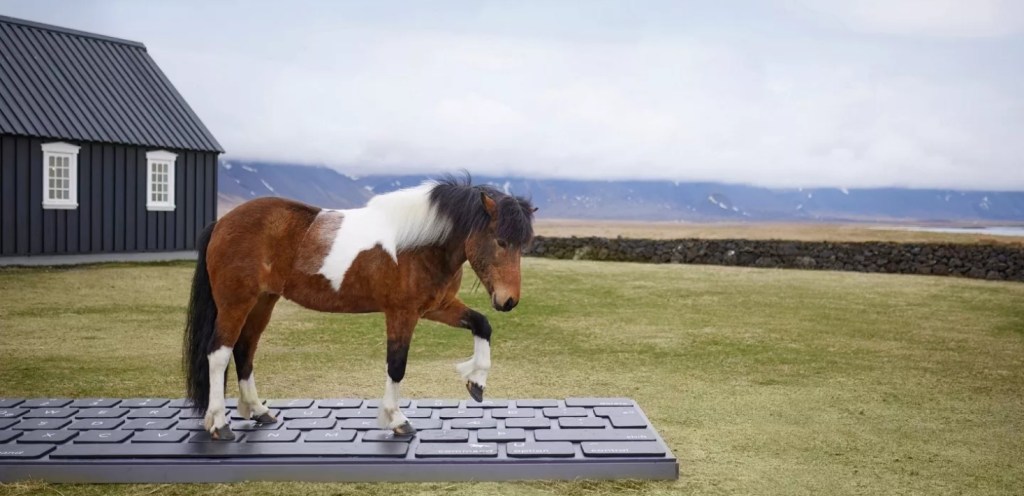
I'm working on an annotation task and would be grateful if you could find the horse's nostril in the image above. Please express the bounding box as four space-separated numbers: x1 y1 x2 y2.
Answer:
502 298 517 311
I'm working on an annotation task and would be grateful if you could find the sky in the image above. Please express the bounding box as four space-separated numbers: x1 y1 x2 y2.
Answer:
2 0 1024 190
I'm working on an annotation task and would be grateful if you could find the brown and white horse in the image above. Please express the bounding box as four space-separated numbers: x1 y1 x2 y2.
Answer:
183 177 535 440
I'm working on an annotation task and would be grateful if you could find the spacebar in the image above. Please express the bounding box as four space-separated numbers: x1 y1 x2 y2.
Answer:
51 443 409 459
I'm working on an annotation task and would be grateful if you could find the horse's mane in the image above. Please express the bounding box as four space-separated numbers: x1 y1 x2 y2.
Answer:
428 174 535 248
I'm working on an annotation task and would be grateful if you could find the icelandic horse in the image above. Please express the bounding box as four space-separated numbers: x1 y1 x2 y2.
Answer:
183 177 536 439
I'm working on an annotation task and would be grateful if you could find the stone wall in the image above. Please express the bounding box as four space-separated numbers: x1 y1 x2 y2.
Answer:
525 236 1024 282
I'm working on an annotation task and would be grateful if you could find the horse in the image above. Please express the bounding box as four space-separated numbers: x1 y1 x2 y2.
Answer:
183 176 536 440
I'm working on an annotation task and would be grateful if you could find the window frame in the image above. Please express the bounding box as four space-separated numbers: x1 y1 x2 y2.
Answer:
41 141 80 210
146 150 177 212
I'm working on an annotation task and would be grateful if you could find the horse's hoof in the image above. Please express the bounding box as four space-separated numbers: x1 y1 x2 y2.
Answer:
211 424 235 441
255 412 278 424
393 421 416 437
466 381 485 402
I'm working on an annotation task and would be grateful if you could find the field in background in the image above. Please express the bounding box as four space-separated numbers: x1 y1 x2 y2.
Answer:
1 260 1022 495
535 219 1024 244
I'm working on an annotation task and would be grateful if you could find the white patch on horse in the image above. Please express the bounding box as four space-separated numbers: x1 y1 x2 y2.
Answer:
237 373 269 420
318 182 452 291
456 336 491 387
204 346 232 432
377 377 409 429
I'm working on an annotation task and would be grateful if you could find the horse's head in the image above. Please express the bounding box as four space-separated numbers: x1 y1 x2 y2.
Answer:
465 191 536 312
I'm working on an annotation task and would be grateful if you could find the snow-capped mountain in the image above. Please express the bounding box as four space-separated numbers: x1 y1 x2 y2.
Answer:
219 161 1024 222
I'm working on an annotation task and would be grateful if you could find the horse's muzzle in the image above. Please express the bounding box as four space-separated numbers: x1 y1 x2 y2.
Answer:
493 296 518 312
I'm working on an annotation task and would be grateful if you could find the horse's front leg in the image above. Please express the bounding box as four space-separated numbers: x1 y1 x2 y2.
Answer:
424 299 491 402
378 310 417 436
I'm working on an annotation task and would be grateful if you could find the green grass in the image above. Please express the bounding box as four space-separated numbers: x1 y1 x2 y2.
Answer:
1 259 1022 496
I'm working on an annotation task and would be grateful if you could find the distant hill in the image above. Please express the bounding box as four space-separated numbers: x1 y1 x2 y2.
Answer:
218 161 1024 222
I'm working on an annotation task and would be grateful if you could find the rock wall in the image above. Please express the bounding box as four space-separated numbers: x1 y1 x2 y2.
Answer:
525 236 1024 282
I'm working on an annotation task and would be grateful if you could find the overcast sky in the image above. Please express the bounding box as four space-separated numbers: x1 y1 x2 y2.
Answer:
3 0 1024 189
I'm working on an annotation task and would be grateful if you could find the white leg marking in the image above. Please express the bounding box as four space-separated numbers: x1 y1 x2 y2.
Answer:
455 336 491 387
376 376 409 429
237 373 270 420
204 346 232 433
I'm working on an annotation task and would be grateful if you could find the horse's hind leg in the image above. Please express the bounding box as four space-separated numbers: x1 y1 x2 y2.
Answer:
205 295 258 440
234 293 279 423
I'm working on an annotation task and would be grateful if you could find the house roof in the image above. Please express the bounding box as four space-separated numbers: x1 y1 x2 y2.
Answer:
0 15 223 153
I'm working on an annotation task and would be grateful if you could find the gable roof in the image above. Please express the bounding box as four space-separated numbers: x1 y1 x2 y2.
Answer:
0 15 223 153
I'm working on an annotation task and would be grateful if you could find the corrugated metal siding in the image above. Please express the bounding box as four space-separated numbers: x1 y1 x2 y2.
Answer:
0 16 223 153
0 135 218 256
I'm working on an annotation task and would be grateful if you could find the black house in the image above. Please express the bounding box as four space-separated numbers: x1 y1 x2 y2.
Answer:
0 16 222 263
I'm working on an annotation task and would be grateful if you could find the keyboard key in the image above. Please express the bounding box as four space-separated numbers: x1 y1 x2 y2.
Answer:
417 429 469 442
333 409 379 419
415 399 459 408
167 399 239 409
120 398 170 408
593 407 647 428
317 399 363 408
0 398 24 408
506 441 576 458
362 430 415 442
52 442 408 458
581 441 666 457
231 409 281 421
337 419 379 430
559 417 608 429
282 409 332 419
127 408 179 419
77 408 129 419
514 399 559 408
21 399 72 408
565 398 634 407
189 432 244 443
0 445 54 459
410 419 443 430
266 399 314 409
363 399 411 408
176 419 208 431
232 421 284 432
74 431 133 443
19 430 78 443
415 442 498 458
466 400 508 408
132 430 189 443
13 419 71 430
450 418 496 429
0 431 21 442
438 408 482 419
0 419 16 430
400 409 433 418
0 408 27 418
534 429 658 442
70 398 121 408
542 407 588 418
245 430 299 442
68 419 124 430
491 408 537 419
123 419 177 430
303 430 357 442
477 428 526 441
24 408 78 418
287 418 336 430
503 418 551 429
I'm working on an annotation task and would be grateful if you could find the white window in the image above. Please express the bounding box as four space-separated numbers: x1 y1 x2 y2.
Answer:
41 142 80 209
146 150 177 211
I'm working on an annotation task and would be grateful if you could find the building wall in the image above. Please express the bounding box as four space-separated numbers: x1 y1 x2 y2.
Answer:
0 135 218 256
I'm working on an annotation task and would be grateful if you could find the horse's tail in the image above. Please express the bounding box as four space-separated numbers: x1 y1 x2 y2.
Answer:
184 221 218 413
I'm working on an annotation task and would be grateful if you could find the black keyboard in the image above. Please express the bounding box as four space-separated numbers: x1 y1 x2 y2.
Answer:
0 397 678 482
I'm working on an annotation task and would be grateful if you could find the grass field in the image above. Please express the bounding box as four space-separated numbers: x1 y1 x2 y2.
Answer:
534 219 1024 245
1 259 1022 495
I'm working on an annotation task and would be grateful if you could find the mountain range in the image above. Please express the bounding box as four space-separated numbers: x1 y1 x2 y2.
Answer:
218 161 1024 222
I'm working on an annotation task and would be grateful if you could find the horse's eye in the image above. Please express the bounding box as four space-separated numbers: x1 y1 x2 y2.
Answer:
496 239 508 249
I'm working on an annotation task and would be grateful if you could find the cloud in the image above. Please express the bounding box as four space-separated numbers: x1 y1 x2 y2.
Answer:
3 1 1024 189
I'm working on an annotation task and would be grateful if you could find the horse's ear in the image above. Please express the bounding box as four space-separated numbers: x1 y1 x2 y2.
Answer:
531 207 539 213
480 192 498 220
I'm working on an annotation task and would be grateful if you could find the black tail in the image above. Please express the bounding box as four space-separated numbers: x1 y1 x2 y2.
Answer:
184 222 218 413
